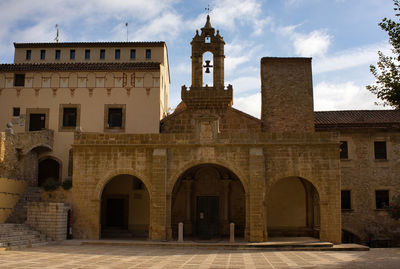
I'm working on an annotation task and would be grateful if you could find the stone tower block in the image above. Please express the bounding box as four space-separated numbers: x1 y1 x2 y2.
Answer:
261 57 315 133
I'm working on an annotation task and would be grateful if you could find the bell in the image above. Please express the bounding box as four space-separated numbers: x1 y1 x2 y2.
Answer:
205 67 210 73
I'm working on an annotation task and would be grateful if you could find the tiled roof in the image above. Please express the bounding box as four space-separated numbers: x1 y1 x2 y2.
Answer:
0 62 160 72
14 42 165 48
315 110 400 129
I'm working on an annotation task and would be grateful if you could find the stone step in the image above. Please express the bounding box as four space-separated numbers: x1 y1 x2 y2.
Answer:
0 223 51 250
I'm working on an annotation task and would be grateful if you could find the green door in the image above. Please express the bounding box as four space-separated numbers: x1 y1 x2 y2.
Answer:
197 196 219 239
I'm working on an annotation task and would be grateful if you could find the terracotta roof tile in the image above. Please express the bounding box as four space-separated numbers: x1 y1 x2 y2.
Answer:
0 62 160 72
14 42 165 48
315 110 400 129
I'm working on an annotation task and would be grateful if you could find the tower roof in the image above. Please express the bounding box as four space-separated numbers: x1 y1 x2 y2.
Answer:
204 15 212 29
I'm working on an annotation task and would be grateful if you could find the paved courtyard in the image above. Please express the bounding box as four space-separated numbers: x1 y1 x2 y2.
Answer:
0 243 399 269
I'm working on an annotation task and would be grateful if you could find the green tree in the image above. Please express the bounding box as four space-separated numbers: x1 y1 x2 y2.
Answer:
367 0 400 109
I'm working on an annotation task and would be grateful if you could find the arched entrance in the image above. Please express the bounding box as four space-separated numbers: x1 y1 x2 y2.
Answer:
100 174 149 239
38 157 61 187
267 177 320 238
171 164 246 240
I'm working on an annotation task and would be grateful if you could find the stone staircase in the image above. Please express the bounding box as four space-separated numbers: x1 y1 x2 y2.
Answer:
6 187 42 224
0 223 50 250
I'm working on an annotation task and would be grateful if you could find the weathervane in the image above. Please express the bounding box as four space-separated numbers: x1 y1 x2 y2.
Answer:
125 22 129 42
205 4 211 15
54 24 59 43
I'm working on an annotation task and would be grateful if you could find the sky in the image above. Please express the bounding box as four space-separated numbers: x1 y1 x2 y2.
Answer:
0 0 396 118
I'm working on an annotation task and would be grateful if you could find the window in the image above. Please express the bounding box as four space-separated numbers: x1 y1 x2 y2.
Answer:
340 141 348 159
341 190 351 210
375 190 389 209
63 108 77 127
26 108 49 132
205 36 211 43
70 49 75 60
26 50 31 60
115 49 120 59
146 49 151 59
40 50 46 60
85 49 90 59
59 104 80 131
13 107 20 117
14 74 25 87
374 141 387 159
130 49 136 59
100 49 105 59
55 49 61 60
104 104 126 131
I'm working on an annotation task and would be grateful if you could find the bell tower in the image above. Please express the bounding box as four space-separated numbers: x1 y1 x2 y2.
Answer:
181 15 233 110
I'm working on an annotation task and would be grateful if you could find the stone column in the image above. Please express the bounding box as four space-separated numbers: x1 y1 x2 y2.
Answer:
150 148 168 240
248 147 266 242
222 176 231 234
183 177 193 234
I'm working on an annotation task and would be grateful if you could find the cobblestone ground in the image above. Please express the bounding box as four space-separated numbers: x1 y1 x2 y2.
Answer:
0 244 399 269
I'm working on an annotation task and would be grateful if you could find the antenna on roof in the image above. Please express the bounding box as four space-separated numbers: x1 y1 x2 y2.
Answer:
125 22 128 42
54 24 59 43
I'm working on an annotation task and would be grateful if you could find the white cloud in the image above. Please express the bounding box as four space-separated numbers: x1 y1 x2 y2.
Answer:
233 92 261 118
293 30 331 57
279 25 331 57
313 81 389 111
313 42 391 74
230 76 260 94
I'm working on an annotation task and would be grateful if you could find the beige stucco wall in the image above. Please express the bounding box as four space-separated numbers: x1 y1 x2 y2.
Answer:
0 70 164 181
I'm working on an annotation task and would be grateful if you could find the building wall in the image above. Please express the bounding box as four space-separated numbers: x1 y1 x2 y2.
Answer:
71 131 341 244
0 70 162 181
338 130 400 242
261 57 314 133
14 45 165 64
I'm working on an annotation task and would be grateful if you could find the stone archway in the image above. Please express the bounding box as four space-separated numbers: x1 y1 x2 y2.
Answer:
171 163 246 240
38 156 62 187
100 174 150 239
267 177 320 238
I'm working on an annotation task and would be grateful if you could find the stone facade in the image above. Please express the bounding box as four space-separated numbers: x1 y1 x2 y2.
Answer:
26 202 70 241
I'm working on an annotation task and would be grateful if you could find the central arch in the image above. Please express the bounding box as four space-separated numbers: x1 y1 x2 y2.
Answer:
171 163 246 240
100 174 150 239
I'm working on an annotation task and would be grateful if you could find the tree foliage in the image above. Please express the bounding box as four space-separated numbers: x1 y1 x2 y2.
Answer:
367 0 400 109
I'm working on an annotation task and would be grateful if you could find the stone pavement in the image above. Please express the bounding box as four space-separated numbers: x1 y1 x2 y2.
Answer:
0 243 399 269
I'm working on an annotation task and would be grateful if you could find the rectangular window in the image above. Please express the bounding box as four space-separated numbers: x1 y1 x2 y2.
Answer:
100 49 105 59
13 107 20 117
29 113 46 131
55 49 61 60
108 108 123 127
375 190 389 209
374 141 387 159
115 49 120 59
40 50 46 60
146 49 151 59
26 50 31 60
340 141 348 159
85 49 90 59
62 108 77 127
130 49 136 59
341 190 351 210
14 74 25 87
104 104 126 131
59 104 80 132
70 49 75 60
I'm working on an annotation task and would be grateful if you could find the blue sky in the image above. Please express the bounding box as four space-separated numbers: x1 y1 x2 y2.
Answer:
0 0 395 118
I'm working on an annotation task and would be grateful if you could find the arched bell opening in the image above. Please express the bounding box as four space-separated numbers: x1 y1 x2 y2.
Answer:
100 174 150 239
203 51 214 87
267 177 320 238
171 163 246 241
